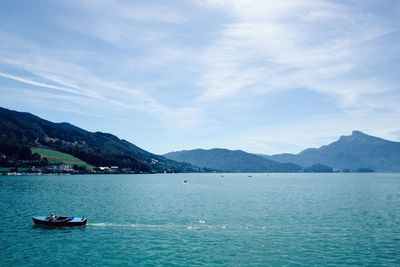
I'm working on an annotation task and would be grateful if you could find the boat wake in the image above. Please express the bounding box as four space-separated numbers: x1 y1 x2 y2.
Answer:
89 223 178 229
89 221 253 230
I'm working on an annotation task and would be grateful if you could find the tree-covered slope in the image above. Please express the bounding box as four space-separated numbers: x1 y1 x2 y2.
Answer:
164 148 302 172
267 131 400 172
0 107 199 173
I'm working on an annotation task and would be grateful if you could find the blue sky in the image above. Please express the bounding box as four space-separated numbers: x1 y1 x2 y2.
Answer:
1 0 400 155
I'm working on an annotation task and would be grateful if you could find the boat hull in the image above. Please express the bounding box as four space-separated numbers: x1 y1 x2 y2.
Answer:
32 216 87 226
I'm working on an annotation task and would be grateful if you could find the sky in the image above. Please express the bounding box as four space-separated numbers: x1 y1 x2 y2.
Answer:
1 0 400 155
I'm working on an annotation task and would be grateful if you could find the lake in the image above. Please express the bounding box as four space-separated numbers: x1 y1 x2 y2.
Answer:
1 173 400 266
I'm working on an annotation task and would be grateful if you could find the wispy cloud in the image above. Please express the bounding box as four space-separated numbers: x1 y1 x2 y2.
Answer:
58 0 187 48
0 48 201 128
0 71 90 97
72 0 187 24
1 0 399 154
200 0 400 112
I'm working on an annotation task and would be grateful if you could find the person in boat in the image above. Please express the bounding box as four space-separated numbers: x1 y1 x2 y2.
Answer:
49 214 56 221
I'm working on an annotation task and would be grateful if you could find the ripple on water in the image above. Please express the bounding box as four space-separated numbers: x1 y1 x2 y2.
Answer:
1 173 400 266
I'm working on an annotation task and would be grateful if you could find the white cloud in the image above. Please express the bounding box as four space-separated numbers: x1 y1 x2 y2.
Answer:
0 48 202 128
72 0 187 24
1 0 399 154
200 0 400 112
59 0 187 48
0 71 90 97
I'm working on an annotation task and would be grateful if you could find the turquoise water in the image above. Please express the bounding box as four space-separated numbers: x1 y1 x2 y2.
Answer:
1 173 400 266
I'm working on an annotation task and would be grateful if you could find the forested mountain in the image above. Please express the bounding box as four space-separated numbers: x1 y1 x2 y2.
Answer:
0 107 200 173
266 131 400 172
3 107 397 173
164 148 303 172
165 131 400 172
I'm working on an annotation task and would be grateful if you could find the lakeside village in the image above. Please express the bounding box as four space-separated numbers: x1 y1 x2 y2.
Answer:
0 152 141 176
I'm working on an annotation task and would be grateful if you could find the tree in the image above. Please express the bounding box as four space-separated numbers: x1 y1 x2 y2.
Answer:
39 157 49 167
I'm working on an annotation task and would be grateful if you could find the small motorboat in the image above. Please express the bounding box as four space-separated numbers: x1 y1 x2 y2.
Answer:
32 215 87 226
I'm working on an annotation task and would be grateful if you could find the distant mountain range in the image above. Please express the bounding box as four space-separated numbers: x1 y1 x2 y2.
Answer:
165 131 400 172
0 107 200 173
264 131 400 172
1 106 399 173
164 149 303 173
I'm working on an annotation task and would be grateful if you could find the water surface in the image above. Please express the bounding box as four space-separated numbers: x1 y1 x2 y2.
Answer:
1 173 399 266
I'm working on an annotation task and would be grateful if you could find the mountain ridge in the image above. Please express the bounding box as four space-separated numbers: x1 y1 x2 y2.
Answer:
165 131 400 172
265 130 400 171
164 148 303 173
0 106 200 173
2 106 399 173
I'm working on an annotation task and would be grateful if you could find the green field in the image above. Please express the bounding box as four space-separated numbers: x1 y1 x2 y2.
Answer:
0 167 31 173
0 167 12 172
31 148 93 169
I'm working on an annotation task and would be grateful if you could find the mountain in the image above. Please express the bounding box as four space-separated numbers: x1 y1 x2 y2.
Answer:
3 107 397 173
163 148 302 172
0 107 199 173
266 131 400 172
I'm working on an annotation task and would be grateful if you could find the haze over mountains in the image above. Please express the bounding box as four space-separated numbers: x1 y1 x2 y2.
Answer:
165 131 400 172
1 106 399 173
265 131 400 172
164 149 303 173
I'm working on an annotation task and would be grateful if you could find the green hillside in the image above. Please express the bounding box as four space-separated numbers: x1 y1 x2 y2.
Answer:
164 148 303 172
0 106 201 173
31 147 93 169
